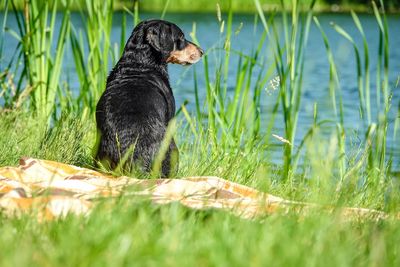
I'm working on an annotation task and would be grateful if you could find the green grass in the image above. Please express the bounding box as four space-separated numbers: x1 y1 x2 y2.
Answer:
2 201 400 267
1 109 400 267
1 0 400 265
1 201 398 266
0 111 92 167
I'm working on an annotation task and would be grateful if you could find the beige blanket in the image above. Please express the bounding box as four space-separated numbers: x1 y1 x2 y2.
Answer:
0 158 388 221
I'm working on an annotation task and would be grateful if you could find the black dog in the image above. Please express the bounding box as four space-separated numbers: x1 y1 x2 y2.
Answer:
95 19 203 177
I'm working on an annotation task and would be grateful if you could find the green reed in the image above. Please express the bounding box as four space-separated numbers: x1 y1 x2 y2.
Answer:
330 0 391 181
188 0 272 154
313 17 347 183
7 0 70 121
254 0 316 180
69 0 114 117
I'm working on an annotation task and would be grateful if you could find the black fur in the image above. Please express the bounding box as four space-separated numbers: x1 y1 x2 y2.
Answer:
95 19 203 177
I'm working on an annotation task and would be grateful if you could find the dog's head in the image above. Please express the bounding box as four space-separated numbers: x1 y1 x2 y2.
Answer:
129 19 203 65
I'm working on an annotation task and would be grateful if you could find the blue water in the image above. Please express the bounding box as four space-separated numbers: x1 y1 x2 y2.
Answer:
1 12 399 170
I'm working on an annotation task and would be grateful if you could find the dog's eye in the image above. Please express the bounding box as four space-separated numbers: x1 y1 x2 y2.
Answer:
176 38 186 50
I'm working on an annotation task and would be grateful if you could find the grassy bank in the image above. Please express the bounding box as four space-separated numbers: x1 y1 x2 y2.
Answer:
1 0 400 265
1 106 400 267
136 0 400 13
5 0 400 13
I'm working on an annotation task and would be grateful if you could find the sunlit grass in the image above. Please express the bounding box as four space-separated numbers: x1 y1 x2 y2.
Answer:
1 110 400 266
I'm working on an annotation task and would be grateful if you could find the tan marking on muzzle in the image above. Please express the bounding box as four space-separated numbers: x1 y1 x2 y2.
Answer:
166 42 203 65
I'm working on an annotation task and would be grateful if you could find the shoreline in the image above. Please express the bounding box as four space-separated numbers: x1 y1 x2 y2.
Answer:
135 4 400 14
2 3 399 14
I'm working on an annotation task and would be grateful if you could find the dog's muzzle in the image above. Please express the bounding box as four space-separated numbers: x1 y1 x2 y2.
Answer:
167 42 204 65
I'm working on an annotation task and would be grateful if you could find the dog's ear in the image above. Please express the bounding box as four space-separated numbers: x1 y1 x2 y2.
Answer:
146 27 161 52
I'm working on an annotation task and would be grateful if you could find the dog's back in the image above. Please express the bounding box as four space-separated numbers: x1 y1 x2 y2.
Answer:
96 73 177 174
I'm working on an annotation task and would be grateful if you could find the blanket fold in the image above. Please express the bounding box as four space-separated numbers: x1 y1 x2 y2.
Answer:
0 158 388 221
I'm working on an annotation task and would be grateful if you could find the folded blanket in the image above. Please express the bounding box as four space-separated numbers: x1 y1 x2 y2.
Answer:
0 158 387 221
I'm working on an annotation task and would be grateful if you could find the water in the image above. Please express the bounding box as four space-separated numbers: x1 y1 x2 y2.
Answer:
1 12 399 170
